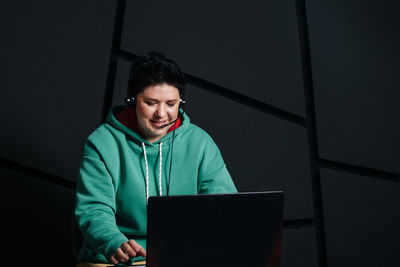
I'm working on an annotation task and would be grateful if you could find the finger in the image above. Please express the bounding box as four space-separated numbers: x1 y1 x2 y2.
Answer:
128 239 147 257
136 246 146 257
110 255 118 265
122 242 137 258
116 248 130 262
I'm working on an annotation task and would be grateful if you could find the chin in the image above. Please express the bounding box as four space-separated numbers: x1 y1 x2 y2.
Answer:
147 126 167 135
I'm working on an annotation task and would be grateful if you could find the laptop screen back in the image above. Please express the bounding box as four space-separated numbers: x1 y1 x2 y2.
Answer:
146 191 284 267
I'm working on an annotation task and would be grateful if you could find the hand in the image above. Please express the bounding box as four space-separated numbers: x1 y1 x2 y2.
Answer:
110 239 147 265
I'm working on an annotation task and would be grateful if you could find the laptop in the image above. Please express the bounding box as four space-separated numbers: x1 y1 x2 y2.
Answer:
143 191 284 267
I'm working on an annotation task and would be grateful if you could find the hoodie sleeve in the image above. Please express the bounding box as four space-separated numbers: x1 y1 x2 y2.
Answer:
197 135 237 194
75 142 128 261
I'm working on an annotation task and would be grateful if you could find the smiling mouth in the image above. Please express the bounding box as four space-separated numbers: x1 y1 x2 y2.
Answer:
150 120 167 128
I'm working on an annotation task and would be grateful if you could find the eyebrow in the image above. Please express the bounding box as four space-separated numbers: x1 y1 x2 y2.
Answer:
145 98 178 102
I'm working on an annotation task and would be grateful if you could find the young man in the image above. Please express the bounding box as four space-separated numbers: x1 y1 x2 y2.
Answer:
75 51 237 266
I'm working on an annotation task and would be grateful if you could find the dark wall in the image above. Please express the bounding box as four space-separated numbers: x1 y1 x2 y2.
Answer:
1 1 399 267
0 1 115 266
307 1 400 266
1 167 75 266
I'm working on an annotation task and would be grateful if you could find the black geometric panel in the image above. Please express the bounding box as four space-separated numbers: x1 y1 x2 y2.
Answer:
1 166 75 267
121 0 305 116
307 0 400 173
112 59 132 106
0 0 116 180
321 169 400 267
185 85 313 220
281 227 318 267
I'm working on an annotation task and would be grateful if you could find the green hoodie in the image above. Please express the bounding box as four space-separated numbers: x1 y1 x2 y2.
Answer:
75 106 237 263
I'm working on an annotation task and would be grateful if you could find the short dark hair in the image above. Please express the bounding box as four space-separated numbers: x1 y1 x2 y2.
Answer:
127 51 186 98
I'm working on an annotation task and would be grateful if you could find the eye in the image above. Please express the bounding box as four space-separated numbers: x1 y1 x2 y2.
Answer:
166 101 178 107
145 101 156 106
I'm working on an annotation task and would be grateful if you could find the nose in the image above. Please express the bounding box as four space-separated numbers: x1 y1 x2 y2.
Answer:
155 104 166 118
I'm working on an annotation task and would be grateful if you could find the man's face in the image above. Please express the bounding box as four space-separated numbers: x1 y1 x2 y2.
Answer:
135 83 180 143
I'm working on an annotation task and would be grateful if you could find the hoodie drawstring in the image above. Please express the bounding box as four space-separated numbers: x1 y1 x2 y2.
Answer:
142 142 163 204
159 142 163 197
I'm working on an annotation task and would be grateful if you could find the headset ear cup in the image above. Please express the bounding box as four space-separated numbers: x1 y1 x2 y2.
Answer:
125 96 136 107
179 99 186 110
